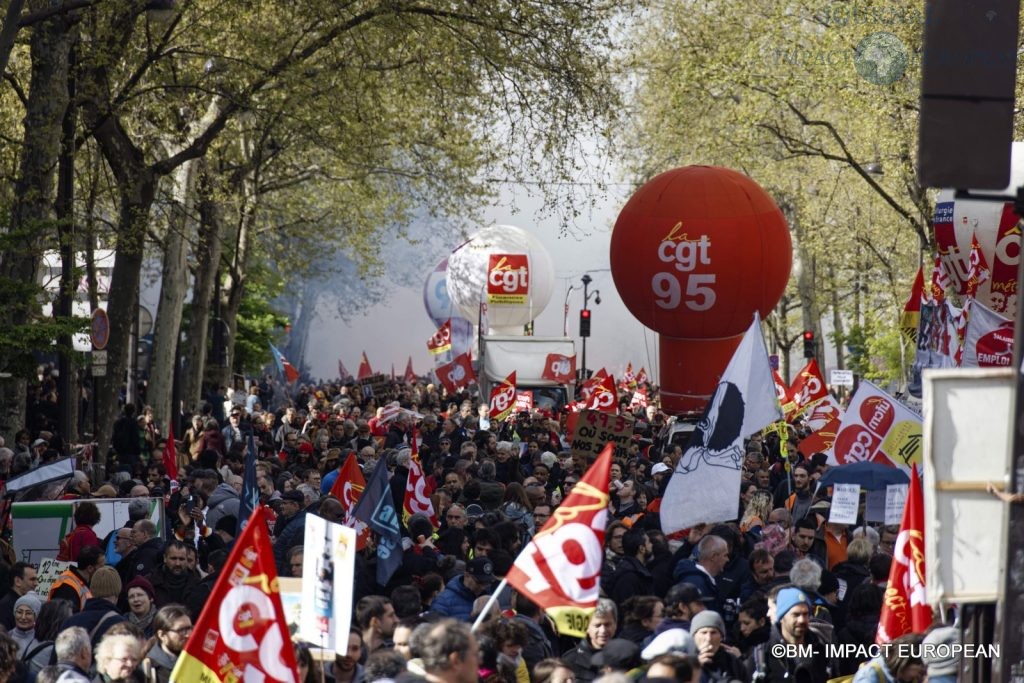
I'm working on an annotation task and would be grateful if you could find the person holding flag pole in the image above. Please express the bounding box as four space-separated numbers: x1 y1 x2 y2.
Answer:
471 443 614 636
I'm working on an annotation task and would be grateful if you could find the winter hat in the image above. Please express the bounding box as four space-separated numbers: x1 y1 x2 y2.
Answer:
775 587 812 623
90 566 123 600
922 626 960 676
689 610 726 636
14 592 41 617
126 576 156 603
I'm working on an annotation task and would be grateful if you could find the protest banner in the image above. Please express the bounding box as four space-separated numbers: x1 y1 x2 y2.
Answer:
570 409 634 461
831 381 923 474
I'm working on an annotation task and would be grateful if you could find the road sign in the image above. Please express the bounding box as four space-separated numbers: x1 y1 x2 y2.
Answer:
91 364 107 377
90 309 109 350
830 369 854 387
92 350 107 365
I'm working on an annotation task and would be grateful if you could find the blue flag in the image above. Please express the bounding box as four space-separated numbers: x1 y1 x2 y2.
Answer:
237 431 260 535
351 458 403 586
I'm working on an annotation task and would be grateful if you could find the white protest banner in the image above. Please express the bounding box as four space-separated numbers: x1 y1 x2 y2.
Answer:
829 484 861 525
300 515 357 652
35 558 72 598
885 484 909 525
830 369 854 387
865 489 887 523
830 381 923 474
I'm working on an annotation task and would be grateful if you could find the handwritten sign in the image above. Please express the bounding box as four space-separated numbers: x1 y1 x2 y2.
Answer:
885 484 909 525
570 410 634 461
829 483 861 525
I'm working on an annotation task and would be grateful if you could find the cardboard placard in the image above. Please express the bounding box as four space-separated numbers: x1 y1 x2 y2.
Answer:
829 483 861 525
359 373 391 400
570 410 634 461
36 558 72 598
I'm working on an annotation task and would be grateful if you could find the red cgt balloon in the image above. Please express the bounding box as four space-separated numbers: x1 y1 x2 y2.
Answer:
610 166 792 413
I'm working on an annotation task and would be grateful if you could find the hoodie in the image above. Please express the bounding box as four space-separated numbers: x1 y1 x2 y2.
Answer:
206 482 241 531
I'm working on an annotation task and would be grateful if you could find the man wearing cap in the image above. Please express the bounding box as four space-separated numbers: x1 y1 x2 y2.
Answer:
689 610 746 681
272 490 309 574
650 462 672 496
749 587 834 681
655 582 713 635
429 557 497 622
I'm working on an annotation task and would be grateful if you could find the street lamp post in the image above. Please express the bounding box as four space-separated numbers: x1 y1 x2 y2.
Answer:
579 274 600 381
562 283 578 336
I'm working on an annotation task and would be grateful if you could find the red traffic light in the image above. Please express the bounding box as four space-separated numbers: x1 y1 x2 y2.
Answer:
802 330 814 340
581 309 592 319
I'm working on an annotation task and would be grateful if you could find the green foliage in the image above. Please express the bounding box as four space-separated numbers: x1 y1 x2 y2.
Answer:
233 264 287 375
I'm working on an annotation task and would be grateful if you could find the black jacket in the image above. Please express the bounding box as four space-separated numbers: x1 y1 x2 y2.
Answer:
561 638 601 683
607 555 655 604
747 625 834 682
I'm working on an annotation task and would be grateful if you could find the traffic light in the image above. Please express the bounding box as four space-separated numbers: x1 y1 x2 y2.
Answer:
579 309 592 337
802 330 815 359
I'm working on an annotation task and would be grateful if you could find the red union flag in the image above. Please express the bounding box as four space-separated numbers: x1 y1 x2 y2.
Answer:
804 395 844 432
877 465 930 643
788 359 828 416
427 319 452 355
171 506 298 682
403 434 438 527
542 353 576 383
329 452 371 550
357 351 373 380
797 417 840 458
583 375 617 413
629 388 648 409
772 370 795 417
487 254 530 304
436 352 475 394
490 371 517 420
506 443 612 637
404 356 417 382
515 392 534 413
636 367 649 384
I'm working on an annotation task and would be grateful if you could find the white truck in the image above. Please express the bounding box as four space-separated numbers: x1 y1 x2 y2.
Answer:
478 335 576 412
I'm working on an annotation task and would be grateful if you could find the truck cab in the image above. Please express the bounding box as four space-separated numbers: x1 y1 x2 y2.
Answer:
478 335 576 413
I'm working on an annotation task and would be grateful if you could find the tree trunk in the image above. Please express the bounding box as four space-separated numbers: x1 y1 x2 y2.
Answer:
92 179 156 473
182 159 222 413
147 161 196 432
0 5 71 443
828 265 846 371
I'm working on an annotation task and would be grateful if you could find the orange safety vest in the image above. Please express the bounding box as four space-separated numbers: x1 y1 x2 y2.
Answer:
48 569 92 611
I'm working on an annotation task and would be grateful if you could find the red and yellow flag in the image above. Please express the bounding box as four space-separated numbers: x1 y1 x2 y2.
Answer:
357 351 373 380
403 433 438 527
788 359 828 418
427 319 453 355
171 506 298 682
877 466 930 643
506 443 612 637
489 371 517 421
330 452 371 550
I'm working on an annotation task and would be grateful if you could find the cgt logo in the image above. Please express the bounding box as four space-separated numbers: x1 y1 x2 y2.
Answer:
447 364 466 382
550 359 571 375
488 254 530 295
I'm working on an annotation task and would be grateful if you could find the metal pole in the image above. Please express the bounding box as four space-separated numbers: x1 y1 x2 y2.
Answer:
581 276 590 380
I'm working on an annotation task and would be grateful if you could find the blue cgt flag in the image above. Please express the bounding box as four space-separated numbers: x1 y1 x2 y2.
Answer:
351 458 403 586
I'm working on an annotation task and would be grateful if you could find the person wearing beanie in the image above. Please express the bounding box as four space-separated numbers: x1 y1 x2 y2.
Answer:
10 592 42 657
922 626 960 683
126 575 158 637
62 565 126 645
689 610 746 681
748 587 836 681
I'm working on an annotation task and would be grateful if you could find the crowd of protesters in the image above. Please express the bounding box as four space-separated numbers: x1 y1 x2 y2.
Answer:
0 369 962 683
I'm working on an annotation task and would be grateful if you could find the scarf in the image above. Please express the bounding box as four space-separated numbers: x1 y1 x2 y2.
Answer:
128 606 156 634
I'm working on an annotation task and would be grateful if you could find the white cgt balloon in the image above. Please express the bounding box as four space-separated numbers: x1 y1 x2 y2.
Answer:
446 225 554 335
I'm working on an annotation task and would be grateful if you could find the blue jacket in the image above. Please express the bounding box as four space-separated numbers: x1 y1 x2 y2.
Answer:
62 597 125 645
429 575 477 622
273 511 308 575
672 559 719 610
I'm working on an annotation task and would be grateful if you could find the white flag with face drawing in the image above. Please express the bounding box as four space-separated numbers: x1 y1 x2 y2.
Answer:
661 313 783 535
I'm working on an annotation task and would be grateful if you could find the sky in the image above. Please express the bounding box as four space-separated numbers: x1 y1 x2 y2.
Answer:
304 176 664 383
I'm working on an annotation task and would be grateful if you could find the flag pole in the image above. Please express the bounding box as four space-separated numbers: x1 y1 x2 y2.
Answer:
471 578 508 633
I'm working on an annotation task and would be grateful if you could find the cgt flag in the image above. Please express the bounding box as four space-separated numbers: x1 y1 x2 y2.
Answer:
437 352 475 394
506 443 612 637
403 433 439 527
329 452 371 550
490 371 517 421
351 459 403 586
171 506 298 682
788 359 828 418
662 313 782 535
583 375 617 414
427 319 453 355
542 353 576 383
877 465 929 643
163 422 179 485
404 357 417 383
